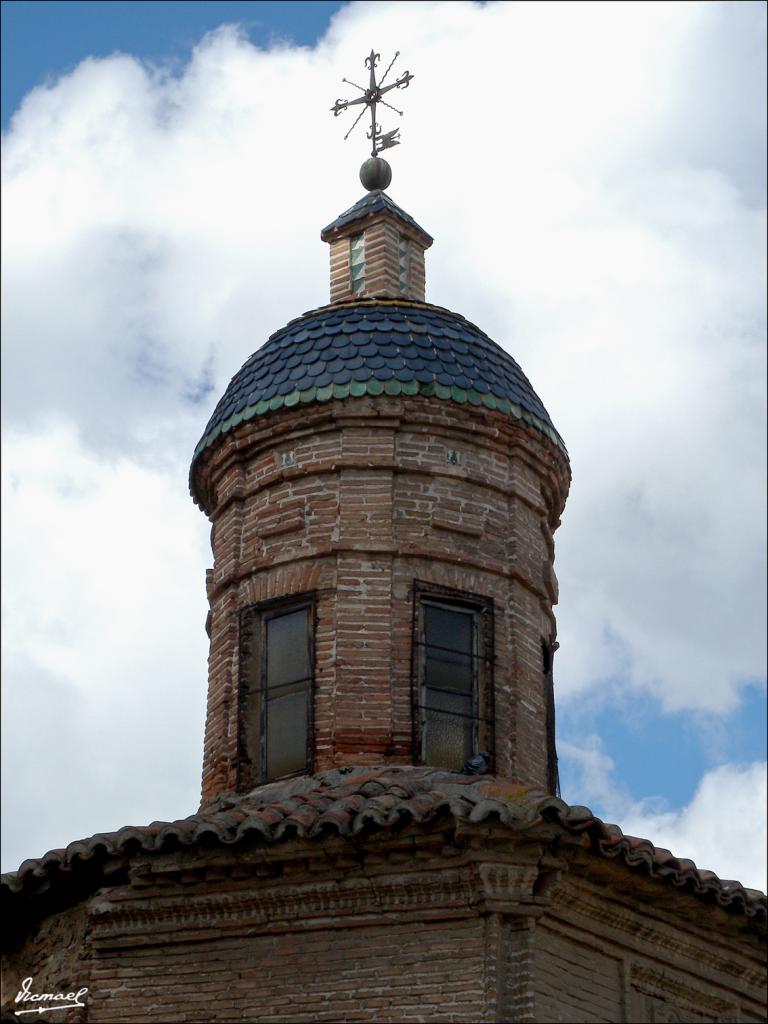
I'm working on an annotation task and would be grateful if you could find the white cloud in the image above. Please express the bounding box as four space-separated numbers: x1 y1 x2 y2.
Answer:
558 734 628 813
1 1 765 878
559 738 767 891
620 762 768 892
1 423 209 869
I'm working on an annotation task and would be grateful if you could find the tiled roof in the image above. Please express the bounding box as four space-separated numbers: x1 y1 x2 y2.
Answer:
320 191 432 242
190 299 566 504
3 767 764 923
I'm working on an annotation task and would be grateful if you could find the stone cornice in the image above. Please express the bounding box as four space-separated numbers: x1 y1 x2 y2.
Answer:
87 837 551 949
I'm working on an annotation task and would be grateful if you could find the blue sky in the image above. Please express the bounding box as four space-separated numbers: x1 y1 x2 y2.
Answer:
2 1 766 887
1 1 343 126
559 684 767 808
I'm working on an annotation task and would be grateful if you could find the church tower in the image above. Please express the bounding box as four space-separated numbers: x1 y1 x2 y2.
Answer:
189 121 570 806
4 52 763 1024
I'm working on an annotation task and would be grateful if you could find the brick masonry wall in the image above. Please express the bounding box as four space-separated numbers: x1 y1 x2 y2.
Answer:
64 825 523 1024
2 904 91 1024
327 213 429 303
196 396 569 802
536 926 623 1023
329 237 352 303
497 917 537 1021
534 866 767 1023
87 917 488 1023
4 828 763 1023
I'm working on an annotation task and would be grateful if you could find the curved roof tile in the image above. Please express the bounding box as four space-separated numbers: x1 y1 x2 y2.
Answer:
3 767 764 923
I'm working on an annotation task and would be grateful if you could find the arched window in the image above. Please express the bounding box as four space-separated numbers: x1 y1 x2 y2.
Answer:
238 597 314 787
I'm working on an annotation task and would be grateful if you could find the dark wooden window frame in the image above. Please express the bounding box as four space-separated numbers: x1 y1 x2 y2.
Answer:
542 636 560 796
411 580 495 770
237 593 316 790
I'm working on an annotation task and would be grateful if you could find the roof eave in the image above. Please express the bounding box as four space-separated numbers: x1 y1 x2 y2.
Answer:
320 207 433 248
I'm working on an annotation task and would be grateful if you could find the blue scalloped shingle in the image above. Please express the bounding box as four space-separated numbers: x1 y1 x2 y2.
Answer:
193 302 564 470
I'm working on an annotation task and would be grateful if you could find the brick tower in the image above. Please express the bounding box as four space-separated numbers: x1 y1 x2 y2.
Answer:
5 77 764 1024
190 171 570 806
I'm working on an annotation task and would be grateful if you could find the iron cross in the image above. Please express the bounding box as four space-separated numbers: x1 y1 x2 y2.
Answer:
331 50 414 157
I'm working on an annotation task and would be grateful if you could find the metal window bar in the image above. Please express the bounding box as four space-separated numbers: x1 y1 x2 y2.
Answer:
260 604 314 782
415 639 493 662
419 602 479 766
411 586 496 770
249 676 312 696
417 702 492 724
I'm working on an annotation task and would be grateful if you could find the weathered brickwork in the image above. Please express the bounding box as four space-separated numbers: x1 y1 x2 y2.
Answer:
497 917 537 1021
327 209 430 303
2 904 90 1024
195 395 569 802
534 865 767 1023
88 918 488 1023
4 826 763 1023
536 926 624 1023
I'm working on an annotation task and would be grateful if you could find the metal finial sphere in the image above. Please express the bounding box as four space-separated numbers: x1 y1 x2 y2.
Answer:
360 157 392 191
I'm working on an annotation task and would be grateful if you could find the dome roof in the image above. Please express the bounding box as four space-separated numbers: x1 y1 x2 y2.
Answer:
190 299 566 499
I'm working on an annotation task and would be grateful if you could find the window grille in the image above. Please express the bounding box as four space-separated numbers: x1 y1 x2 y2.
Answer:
238 597 314 787
413 585 494 771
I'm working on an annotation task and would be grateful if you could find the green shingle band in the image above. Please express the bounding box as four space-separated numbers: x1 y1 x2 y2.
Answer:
192 380 567 459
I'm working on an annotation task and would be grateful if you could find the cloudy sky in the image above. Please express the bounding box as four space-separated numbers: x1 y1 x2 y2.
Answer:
2 0 766 890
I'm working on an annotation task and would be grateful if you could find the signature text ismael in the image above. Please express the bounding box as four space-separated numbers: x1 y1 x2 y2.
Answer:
14 977 88 1015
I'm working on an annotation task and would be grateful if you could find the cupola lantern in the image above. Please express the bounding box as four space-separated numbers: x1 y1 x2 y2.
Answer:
324 50 430 303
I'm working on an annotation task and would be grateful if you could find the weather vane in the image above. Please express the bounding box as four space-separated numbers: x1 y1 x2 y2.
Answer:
331 50 414 191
